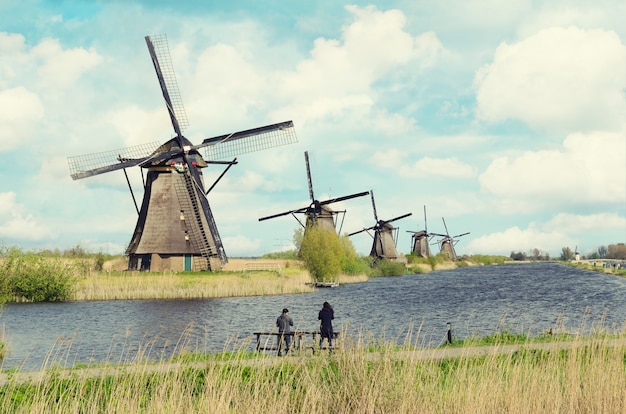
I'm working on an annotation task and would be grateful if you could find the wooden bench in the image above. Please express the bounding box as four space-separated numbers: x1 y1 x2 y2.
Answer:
253 331 340 355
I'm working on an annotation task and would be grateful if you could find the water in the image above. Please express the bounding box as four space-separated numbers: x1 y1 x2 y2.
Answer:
2 263 625 371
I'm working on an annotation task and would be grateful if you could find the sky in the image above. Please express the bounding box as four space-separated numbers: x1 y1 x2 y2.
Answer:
0 0 625 259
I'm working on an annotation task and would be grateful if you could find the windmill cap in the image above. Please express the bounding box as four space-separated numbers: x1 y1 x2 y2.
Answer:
282 308 289 313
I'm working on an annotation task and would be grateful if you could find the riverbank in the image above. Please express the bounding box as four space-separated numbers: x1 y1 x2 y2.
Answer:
1 334 624 412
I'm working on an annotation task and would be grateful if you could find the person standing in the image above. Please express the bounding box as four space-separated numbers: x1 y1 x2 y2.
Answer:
276 308 294 356
318 301 334 352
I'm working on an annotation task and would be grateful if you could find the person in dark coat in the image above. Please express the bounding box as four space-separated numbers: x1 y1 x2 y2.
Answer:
276 308 294 356
318 301 334 351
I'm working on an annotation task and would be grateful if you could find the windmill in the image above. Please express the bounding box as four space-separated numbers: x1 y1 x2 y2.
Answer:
67 35 297 272
348 190 412 261
406 205 433 258
258 151 369 235
431 217 469 261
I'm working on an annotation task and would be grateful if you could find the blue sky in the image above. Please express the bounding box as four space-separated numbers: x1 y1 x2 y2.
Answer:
1 0 625 258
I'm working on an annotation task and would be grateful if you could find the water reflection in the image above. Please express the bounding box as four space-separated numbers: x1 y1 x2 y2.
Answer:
2 263 625 371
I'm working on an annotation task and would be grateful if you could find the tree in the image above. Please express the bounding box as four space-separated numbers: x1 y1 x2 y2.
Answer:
292 227 304 252
560 246 574 261
598 245 608 258
607 243 626 260
510 251 526 261
299 226 343 282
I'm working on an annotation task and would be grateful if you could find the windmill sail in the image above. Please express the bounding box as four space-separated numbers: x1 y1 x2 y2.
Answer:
259 151 369 235
67 34 298 272
348 190 411 261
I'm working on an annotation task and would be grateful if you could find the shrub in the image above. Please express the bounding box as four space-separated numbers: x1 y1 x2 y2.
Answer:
0 246 76 302
371 259 406 277
299 227 343 282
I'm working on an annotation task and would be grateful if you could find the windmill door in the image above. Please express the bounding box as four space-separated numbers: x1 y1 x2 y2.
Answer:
184 255 192 271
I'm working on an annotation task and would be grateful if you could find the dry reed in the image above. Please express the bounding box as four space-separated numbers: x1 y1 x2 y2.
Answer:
1 329 625 413
73 269 316 301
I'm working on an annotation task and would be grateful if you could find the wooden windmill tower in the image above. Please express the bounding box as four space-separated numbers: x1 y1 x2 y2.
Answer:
407 205 433 258
348 190 411 261
67 35 297 272
258 151 369 235
431 217 469 261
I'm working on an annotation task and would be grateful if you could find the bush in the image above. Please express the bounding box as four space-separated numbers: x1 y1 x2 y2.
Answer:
299 227 343 282
0 246 76 302
371 259 406 277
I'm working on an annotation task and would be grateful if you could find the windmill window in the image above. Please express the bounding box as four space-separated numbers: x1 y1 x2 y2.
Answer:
180 211 185 220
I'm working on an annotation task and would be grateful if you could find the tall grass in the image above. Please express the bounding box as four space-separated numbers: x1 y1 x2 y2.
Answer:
73 268 315 301
1 330 624 413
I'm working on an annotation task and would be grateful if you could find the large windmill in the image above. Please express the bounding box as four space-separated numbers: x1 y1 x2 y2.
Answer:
406 205 433 258
349 190 412 261
258 151 369 235
67 35 297 272
431 217 470 261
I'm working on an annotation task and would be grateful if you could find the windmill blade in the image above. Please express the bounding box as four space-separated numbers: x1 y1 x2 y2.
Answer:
370 190 378 222
258 206 308 222
452 232 470 238
198 120 297 161
305 151 315 201
68 141 162 180
145 34 188 136
442 217 451 237
430 232 448 238
382 212 412 225
423 205 428 234
319 191 370 206
348 226 375 237
184 156 226 263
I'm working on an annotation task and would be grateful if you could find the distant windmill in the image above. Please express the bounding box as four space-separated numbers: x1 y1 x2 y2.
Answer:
258 151 369 235
431 217 470 261
407 205 433 258
67 35 297 272
348 190 412 261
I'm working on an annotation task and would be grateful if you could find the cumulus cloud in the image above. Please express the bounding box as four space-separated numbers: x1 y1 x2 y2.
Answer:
276 5 445 125
222 235 261 257
474 26 626 133
465 225 572 256
0 192 54 241
465 211 626 256
479 130 626 212
372 149 476 178
0 87 44 151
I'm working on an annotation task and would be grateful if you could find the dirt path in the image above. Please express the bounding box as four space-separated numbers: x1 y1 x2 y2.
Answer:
2 338 624 386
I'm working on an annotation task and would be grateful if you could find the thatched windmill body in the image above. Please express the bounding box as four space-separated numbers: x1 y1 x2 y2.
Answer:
68 35 297 272
431 217 469 261
258 151 369 236
407 205 434 258
349 191 412 261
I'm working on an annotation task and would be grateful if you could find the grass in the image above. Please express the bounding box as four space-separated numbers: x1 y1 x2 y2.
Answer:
0 329 624 413
73 268 316 301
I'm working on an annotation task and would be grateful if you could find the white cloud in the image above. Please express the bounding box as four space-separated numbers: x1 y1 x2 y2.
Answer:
372 150 476 178
0 192 54 241
475 26 626 133
465 225 573 256
222 235 261 257
479 130 626 212
276 5 445 125
33 38 103 88
0 87 44 151
465 211 626 256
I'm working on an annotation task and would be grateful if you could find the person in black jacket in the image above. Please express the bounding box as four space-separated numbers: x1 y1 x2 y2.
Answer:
318 301 334 351
276 308 294 356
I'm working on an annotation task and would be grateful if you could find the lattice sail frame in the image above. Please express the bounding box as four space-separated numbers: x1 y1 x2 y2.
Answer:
201 121 297 161
67 142 162 180
146 34 189 132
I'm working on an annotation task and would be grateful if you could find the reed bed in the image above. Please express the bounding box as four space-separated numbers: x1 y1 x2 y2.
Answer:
1 330 625 413
73 269 316 301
